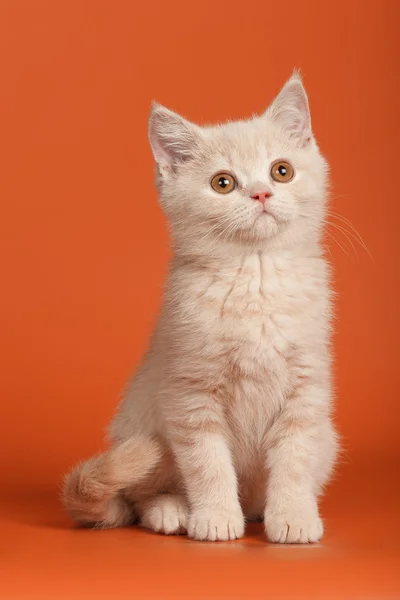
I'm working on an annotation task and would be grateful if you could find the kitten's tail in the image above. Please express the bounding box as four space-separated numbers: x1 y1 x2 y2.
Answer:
62 436 162 528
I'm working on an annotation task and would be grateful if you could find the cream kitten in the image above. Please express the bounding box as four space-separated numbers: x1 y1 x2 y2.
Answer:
63 72 338 543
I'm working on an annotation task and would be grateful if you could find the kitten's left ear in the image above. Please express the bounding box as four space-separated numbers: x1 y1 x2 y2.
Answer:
265 72 312 147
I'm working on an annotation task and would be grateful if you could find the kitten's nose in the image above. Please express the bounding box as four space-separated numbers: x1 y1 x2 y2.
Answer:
251 191 272 204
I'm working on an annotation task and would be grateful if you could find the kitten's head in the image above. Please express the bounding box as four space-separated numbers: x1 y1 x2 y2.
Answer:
149 73 328 255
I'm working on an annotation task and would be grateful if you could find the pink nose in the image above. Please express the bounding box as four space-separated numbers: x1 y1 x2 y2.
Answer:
251 191 272 204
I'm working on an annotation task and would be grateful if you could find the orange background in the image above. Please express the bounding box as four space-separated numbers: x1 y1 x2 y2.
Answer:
0 1 399 598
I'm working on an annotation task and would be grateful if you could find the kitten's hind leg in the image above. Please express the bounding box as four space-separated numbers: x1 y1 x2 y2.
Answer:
138 494 189 535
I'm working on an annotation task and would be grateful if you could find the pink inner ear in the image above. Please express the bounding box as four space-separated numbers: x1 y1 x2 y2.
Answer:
267 76 312 145
151 135 172 167
292 112 311 142
149 116 174 167
149 105 201 168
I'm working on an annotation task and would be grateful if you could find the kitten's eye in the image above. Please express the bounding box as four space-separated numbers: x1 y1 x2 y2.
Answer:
210 172 237 194
270 160 294 183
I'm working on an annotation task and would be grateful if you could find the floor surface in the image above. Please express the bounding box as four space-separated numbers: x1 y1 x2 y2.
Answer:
1 463 399 600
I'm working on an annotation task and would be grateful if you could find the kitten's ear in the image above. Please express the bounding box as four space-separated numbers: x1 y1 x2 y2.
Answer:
265 72 312 147
148 103 202 174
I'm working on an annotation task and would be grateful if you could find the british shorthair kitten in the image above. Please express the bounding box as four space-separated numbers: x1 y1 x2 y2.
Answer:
63 72 338 543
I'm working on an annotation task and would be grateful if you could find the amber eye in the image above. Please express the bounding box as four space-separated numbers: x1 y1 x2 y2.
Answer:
210 172 237 194
270 160 294 183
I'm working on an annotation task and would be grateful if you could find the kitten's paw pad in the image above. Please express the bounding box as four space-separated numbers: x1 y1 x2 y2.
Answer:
188 509 245 541
264 510 323 544
141 494 188 535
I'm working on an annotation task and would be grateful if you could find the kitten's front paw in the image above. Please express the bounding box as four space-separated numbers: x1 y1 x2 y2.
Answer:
188 507 245 541
264 507 323 544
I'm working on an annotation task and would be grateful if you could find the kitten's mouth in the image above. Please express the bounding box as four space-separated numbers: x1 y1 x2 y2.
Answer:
260 206 277 221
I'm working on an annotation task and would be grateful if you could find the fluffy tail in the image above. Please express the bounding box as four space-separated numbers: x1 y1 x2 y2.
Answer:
62 436 162 527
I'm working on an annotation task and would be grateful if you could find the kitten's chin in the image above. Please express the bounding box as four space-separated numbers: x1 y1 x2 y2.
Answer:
239 213 281 243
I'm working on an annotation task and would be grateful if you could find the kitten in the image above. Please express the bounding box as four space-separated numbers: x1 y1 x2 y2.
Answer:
63 72 338 543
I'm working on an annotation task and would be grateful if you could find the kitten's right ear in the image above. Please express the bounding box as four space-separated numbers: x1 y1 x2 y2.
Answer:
148 103 202 176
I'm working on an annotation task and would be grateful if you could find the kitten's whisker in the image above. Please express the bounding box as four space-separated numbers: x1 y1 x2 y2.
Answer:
204 220 238 246
325 229 350 258
325 221 358 260
198 218 227 245
327 210 373 262
323 242 333 258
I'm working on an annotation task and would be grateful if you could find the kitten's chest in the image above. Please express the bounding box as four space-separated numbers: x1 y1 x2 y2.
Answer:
200 253 306 367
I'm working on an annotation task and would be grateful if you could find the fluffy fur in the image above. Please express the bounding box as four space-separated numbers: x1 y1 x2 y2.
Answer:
63 72 338 543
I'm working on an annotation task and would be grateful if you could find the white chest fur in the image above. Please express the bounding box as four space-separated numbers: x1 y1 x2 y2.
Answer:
194 252 318 367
